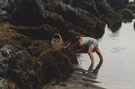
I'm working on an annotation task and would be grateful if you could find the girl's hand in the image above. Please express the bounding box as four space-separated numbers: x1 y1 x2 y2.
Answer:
62 46 67 49
80 45 86 49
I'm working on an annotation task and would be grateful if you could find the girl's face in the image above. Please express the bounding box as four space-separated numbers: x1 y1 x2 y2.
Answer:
74 40 79 45
73 40 80 49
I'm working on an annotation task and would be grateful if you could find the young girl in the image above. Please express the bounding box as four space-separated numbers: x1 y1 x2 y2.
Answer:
63 36 103 72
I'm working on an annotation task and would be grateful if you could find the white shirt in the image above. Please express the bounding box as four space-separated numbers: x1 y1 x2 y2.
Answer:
80 37 98 48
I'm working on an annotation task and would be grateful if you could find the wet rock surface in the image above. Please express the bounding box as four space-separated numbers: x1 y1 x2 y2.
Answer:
43 67 105 89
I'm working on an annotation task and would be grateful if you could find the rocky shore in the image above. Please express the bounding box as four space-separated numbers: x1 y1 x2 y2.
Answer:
43 67 105 89
0 0 134 89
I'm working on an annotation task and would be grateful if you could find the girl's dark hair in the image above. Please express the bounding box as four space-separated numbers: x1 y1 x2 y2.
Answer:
71 36 80 44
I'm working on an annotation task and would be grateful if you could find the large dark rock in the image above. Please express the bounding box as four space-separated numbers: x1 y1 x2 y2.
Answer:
95 0 115 17
107 0 129 10
0 0 106 39
108 19 122 33
0 45 37 89
8 0 43 26
62 0 101 17
10 51 36 89
127 2 135 13
35 0 105 38
120 8 134 20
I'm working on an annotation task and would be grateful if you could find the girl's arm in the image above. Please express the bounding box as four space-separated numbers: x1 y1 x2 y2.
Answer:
63 42 72 48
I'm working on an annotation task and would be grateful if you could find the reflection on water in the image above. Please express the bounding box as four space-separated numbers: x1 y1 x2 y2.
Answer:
77 19 135 89
76 53 103 76
90 59 103 76
134 21 135 30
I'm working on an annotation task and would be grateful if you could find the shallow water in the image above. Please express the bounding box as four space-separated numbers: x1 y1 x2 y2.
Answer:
77 20 135 89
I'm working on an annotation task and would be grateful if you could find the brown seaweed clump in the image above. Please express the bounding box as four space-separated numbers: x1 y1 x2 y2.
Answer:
27 40 51 58
0 23 32 50
0 30 31 50
36 48 76 85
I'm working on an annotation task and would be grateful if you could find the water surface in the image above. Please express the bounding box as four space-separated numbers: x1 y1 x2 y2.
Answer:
77 20 135 89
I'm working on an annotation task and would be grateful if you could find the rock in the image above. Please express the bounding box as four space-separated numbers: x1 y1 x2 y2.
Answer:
127 2 135 13
0 79 9 89
9 24 59 40
8 0 43 26
0 45 39 89
0 0 106 39
108 19 122 32
0 45 36 88
120 8 134 20
107 0 129 10
14 51 33 68
0 45 16 58
0 0 9 9
0 0 9 22
0 45 16 76
62 0 101 17
11 51 36 88
95 0 116 18
0 78 19 89
0 9 9 22
0 55 9 76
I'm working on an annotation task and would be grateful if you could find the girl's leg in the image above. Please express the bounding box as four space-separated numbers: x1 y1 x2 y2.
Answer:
88 48 94 71
95 47 103 62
